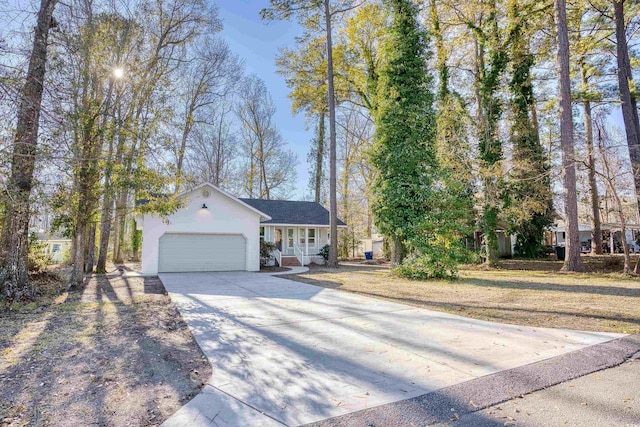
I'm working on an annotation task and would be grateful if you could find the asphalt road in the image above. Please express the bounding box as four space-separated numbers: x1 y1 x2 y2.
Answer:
445 357 640 427
307 334 640 427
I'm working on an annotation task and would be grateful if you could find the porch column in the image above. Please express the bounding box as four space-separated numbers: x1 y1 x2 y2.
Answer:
610 232 614 254
305 226 309 256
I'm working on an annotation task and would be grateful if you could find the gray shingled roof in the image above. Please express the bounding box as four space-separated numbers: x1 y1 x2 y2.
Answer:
238 198 346 226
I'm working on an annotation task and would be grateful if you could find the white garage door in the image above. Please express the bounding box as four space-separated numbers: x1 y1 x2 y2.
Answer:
158 233 246 272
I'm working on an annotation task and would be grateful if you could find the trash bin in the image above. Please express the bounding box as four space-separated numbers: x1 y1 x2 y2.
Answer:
364 251 373 260
555 246 565 261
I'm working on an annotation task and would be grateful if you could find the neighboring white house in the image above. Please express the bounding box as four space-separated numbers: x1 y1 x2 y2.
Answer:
39 237 71 264
136 182 346 274
550 220 640 253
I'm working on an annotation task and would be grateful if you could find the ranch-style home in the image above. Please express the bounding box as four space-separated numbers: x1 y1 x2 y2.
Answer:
137 182 346 274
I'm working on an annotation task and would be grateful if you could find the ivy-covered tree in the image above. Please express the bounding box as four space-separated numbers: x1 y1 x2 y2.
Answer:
371 0 435 264
504 0 553 258
372 0 471 277
467 0 509 266
428 0 475 239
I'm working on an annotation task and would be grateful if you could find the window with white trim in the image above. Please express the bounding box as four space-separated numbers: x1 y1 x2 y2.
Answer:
299 228 306 245
308 228 315 244
260 227 265 241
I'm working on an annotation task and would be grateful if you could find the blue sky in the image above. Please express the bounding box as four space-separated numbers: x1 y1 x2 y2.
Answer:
215 0 313 199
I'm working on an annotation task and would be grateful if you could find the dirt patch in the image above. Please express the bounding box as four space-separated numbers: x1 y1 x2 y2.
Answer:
0 271 211 426
285 261 640 334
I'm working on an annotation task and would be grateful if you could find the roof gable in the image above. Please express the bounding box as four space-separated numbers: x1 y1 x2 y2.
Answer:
139 182 271 221
238 198 346 226
183 183 272 221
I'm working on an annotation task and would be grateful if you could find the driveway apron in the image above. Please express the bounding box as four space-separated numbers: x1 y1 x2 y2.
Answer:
159 272 622 426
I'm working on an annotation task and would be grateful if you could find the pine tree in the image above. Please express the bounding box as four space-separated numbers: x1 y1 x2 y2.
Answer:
555 0 583 271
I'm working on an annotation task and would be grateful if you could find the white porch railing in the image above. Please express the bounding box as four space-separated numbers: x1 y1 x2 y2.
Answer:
293 244 306 266
271 248 282 267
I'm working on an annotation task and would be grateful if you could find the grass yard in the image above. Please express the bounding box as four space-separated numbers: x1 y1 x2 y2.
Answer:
286 258 640 334
0 269 211 426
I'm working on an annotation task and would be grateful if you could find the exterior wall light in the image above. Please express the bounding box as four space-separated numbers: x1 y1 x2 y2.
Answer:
202 203 208 209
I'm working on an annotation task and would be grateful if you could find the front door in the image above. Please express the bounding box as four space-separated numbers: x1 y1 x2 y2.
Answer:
275 228 283 251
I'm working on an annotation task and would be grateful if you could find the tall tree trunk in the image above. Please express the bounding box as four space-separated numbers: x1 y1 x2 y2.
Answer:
96 195 114 273
0 0 58 301
315 111 325 203
341 144 350 258
555 0 583 271
84 223 96 273
112 191 127 264
96 99 121 273
324 0 338 268
259 136 270 199
581 61 602 254
473 7 506 266
69 117 103 288
614 0 640 215
175 120 190 194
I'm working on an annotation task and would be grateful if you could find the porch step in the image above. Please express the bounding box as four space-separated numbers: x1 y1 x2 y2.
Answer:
281 256 302 267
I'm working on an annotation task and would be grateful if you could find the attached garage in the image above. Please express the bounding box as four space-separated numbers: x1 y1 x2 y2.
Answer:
138 183 271 274
158 234 246 272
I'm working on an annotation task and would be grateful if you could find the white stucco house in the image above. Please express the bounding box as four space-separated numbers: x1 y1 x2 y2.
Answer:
136 182 346 274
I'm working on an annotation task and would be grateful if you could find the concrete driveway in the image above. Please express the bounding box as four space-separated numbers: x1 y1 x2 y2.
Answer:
159 271 621 427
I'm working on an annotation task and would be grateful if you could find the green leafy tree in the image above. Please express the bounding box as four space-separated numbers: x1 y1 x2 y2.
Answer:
371 0 436 264
428 0 475 243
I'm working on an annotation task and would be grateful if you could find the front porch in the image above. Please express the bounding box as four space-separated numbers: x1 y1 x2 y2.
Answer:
262 225 329 266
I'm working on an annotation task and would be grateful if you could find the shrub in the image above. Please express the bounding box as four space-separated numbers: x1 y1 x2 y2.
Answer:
394 244 470 280
27 232 51 273
260 240 276 267
319 244 330 261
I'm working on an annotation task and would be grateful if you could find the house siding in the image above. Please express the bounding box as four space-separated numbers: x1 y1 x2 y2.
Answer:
141 186 262 274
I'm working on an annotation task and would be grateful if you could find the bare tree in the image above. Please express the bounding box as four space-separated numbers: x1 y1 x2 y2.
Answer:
594 119 633 273
0 0 58 300
236 75 297 199
173 37 240 193
184 104 237 188
554 0 583 271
